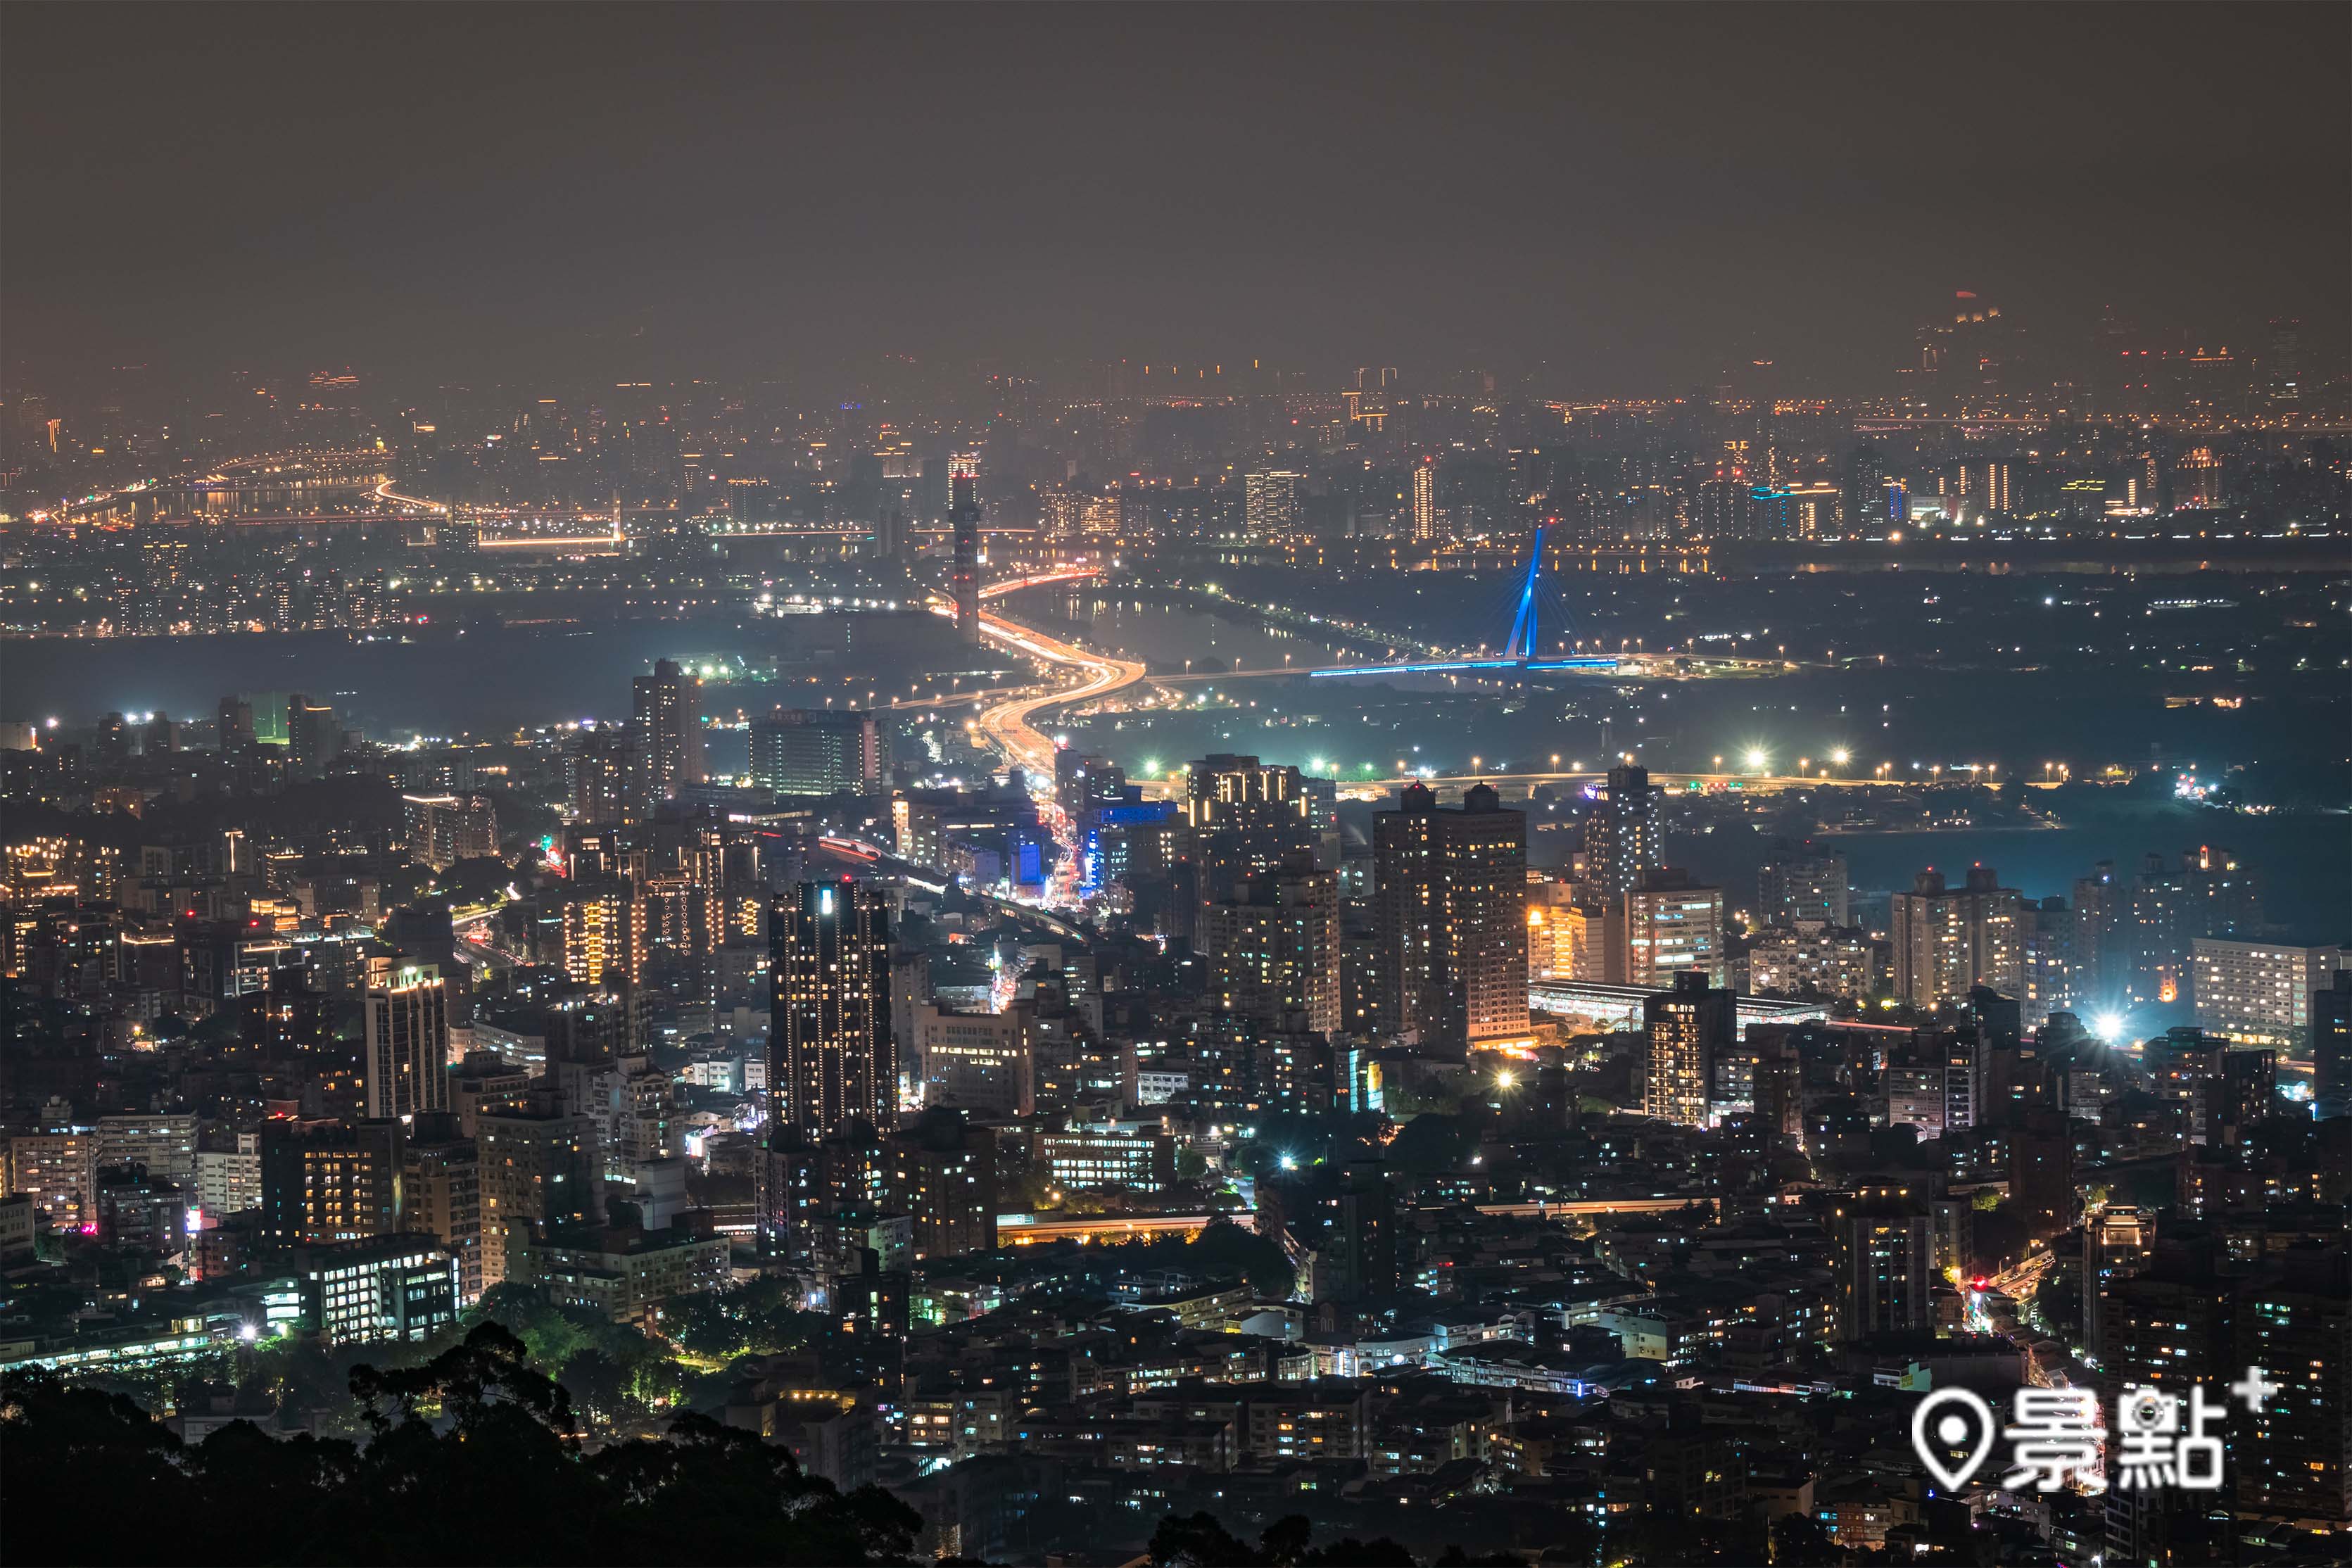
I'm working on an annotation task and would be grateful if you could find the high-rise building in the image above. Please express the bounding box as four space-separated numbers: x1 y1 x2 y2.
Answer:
1410 457 1437 542
2191 938 2344 1051
286 693 342 773
562 883 638 986
913 1003 1034 1120
2265 316 2303 407
1757 840 1849 928
1372 783 1530 1049
2121 847 2263 1009
1244 469 1301 538
1321 1162 1397 1302
1891 866 2024 1006
750 709 884 797
400 793 498 870
949 467 981 644
362 956 451 1122
565 728 635 825
1616 868 1727 991
769 880 895 1141
401 1112 483 1304
1183 753 1320 913
1202 847 1343 1035
1583 765 1660 899
1525 878 1605 982
260 1118 404 1246
2314 970 2352 1116
2233 1249 2351 1528
1745 919 1873 999
2082 1204 2156 1361
90 1114 198 1194
476 1107 600 1291
1831 1199 1936 1339
1643 971 1733 1127
2071 860 2123 1006
881 1115 998 1260
631 659 703 807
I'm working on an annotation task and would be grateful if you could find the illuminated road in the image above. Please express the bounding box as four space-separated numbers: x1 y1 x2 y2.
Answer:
372 479 446 513
1130 768 2059 802
942 569 1144 776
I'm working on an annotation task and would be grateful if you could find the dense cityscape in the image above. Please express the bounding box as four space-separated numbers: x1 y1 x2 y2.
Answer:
1 6 2347 1568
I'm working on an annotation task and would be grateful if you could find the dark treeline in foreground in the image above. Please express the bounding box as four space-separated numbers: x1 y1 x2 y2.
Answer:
0 1325 920 1566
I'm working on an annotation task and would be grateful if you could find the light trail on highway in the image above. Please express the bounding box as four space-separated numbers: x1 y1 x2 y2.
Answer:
934 568 1144 776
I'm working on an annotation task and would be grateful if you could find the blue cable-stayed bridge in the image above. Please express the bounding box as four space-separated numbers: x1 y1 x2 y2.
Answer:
1306 523 1619 679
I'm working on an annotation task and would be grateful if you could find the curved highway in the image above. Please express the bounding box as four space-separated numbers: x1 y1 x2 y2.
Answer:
949 571 1147 775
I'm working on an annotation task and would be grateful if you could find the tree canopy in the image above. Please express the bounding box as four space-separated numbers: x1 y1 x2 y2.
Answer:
0 1324 918 1567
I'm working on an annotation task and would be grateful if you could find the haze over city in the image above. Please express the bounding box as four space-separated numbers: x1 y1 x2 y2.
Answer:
1 6 2347 1568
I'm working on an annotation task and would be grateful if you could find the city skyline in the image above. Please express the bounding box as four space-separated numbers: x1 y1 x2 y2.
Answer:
1 6 2346 1567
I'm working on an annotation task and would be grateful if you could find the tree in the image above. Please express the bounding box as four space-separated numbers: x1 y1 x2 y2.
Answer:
1 1326 920 1567
0 1370 192 1564
1769 1510 1840 1566
1150 1511 1263 1567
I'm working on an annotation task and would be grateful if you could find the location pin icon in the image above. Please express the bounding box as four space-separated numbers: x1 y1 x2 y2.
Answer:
1910 1388 1997 1492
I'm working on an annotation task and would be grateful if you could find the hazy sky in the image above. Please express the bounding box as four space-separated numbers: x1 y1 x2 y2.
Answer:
6 3 2344 394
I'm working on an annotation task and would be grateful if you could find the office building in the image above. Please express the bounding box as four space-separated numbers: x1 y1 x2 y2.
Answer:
1892 866 2024 1006
1372 782 1530 1049
750 708 885 797
1029 1128 1175 1192
769 880 895 1140
913 1002 1033 1120
1643 971 1733 1127
362 957 452 1122
1616 868 1727 991
291 1235 459 1348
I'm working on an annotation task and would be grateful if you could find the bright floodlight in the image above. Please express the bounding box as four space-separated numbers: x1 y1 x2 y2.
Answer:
2092 1011 2127 1044
1496 1070 1517 1089
1830 748 1850 765
1744 748 1769 769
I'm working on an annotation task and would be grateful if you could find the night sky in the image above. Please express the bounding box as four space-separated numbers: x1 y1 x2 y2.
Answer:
5 3 2344 392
